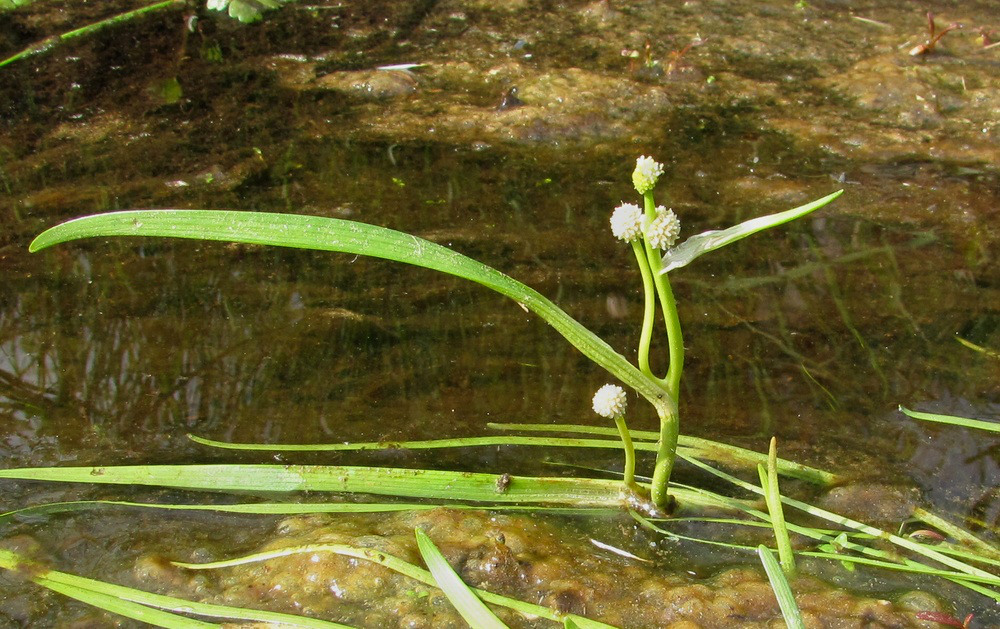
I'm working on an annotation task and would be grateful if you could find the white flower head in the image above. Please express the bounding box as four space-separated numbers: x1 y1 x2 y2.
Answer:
610 203 643 242
592 384 627 419
646 205 681 250
632 156 664 195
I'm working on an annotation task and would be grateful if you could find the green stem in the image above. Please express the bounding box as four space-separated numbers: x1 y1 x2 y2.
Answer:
0 0 188 69
641 192 684 401
631 239 657 378
649 398 680 510
613 414 636 488
654 273 684 401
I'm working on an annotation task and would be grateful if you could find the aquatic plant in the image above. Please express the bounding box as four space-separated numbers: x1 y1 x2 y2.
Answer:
12 157 998 625
207 0 292 23
909 11 962 57
23 157 841 509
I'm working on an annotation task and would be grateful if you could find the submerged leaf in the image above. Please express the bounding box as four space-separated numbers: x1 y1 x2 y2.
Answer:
757 545 805 629
0 548 344 628
899 405 1000 433
415 528 509 629
659 190 843 273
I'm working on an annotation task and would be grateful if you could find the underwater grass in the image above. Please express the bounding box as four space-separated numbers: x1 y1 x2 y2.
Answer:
0 463 734 512
0 548 349 628
188 427 840 486
899 405 1000 433
758 437 795 576
757 545 805 629
415 527 510 629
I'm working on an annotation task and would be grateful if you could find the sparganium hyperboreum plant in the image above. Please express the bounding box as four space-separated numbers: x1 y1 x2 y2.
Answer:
27 158 842 510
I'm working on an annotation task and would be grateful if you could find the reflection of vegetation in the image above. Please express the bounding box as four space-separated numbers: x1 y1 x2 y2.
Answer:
0 1 187 69
0 0 290 70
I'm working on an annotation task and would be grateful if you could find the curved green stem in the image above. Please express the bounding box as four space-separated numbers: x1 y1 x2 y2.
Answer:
640 192 683 402
613 414 636 488
653 273 684 402
631 239 657 378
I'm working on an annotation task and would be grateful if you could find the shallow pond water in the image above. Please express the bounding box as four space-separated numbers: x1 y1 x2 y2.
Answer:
1 1 998 627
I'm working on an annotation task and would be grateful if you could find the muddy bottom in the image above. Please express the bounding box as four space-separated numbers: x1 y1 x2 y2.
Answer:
137 508 939 628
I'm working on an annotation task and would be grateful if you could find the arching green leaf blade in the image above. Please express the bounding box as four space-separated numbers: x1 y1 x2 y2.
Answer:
415 528 510 629
659 190 843 273
29 209 663 404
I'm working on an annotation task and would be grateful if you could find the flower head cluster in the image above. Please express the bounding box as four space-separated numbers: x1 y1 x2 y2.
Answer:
592 384 627 419
610 203 643 242
646 206 681 250
632 156 664 195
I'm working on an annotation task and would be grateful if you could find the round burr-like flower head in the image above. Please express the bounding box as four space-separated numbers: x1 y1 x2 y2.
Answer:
632 156 664 195
646 206 681 251
610 203 643 242
592 384 627 419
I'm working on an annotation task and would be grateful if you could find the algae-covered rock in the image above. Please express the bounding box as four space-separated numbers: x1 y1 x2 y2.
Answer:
157 509 934 628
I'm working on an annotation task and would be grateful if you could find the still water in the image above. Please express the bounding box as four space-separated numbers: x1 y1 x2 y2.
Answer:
1 0 998 626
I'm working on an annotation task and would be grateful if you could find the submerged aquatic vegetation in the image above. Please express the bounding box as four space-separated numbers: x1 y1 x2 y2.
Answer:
909 11 962 57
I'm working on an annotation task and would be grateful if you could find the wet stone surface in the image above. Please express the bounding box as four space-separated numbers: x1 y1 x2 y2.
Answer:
152 509 938 628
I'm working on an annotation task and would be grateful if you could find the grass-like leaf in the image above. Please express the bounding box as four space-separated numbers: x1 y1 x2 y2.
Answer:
0 464 622 505
0 548 348 628
758 437 795 576
757 545 805 629
899 405 1000 433
28 209 666 407
679 455 1000 596
415 527 510 629
659 190 843 273
0 1 186 68
1 499 615 525
0 463 730 511
487 422 839 485
956 336 1000 359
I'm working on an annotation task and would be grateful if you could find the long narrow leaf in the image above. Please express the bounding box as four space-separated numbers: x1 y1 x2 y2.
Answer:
0 1 186 68
757 545 805 629
29 210 666 406
760 438 795 576
415 528 510 629
899 405 1000 433
0 548 345 628
659 190 843 273
0 499 611 523
188 433 655 452
487 422 839 485
0 464 622 506
0 464 729 511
